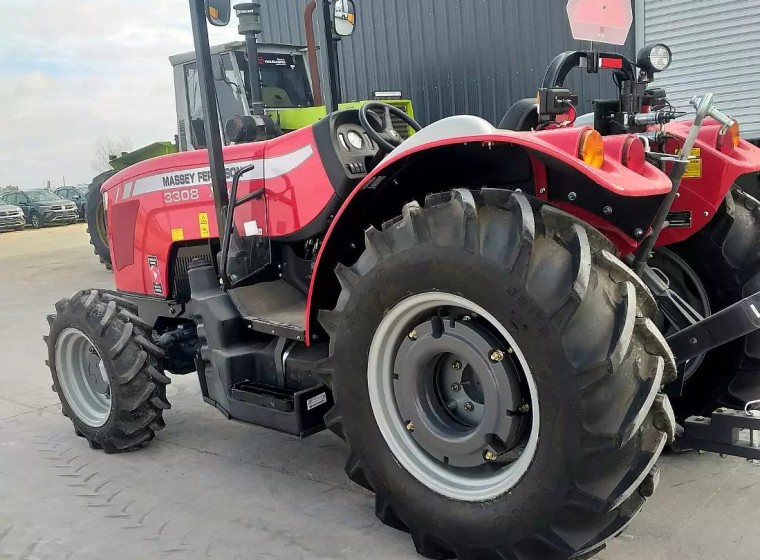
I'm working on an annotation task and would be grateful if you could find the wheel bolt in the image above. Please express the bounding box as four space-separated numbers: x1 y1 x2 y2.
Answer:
452 360 462 370
484 450 497 461
489 350 504 363
406 421 415 432
464 402 474 412
518 403 530 414
408 329 418 341
451 383 461 392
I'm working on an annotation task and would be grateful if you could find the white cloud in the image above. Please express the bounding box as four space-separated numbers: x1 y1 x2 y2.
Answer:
0 0 239 187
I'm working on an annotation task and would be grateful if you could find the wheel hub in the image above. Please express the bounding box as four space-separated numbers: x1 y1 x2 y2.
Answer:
394 317 525 468
368 292 539 502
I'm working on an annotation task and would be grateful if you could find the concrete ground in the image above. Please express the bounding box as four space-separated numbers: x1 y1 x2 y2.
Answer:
1 224 758 560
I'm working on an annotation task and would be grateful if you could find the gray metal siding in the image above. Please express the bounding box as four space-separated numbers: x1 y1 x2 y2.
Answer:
256 0 635 125
641 0 760 138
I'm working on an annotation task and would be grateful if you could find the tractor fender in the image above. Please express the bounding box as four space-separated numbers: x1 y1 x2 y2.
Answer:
656 119 760 246
304 116 671 343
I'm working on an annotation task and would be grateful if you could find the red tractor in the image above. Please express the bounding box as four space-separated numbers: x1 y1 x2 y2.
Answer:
46 1 760 559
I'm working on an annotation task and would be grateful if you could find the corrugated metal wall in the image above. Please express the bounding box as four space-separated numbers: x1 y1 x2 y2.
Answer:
256 0 635 125
640 0 760 138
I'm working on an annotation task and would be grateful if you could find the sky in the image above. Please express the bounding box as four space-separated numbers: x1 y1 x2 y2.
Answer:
0 0 240 188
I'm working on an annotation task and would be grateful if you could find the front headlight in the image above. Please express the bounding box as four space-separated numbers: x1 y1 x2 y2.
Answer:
637 43 672 74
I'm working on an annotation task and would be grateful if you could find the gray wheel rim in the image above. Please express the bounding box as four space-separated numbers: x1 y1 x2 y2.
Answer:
55 328 112 427
367 292 539 502
31 214 39 227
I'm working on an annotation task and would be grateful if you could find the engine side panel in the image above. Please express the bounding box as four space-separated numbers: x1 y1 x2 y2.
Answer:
103 126 334 298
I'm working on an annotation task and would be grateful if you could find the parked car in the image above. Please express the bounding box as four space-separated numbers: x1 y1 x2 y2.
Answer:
1 190 78 229
0 200 26 231
54 186 88 220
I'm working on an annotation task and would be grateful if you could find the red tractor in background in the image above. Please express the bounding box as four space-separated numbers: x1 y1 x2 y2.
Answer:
45 1 760 559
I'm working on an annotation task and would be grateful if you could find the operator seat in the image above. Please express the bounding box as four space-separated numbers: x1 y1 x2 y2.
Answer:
498 98 539 131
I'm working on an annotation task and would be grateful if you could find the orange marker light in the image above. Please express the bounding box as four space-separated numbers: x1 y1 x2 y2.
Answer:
578 130 604 168
730 121 741 148
717 120 741 154
208 6 219 18
347 13 355 24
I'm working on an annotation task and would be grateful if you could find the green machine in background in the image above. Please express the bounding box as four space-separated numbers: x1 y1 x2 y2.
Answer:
87 0 415 270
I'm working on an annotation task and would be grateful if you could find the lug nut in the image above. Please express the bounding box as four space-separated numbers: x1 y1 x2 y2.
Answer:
408 329 418 341
406 421 415 432
484 450 497 461
452 360 462 370
489 350 504 363
518 403 530 414
451 383 461 392
464 402 474 412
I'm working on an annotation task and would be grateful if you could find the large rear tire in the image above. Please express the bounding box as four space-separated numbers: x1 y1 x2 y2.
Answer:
656 188 760 416
320 190 676 559
86 171 116 271
46 290 170 453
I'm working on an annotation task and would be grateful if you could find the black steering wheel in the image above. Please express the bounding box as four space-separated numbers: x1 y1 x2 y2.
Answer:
359 102 422 153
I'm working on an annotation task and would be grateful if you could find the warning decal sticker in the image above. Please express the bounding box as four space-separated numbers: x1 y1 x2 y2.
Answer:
198 213 210 238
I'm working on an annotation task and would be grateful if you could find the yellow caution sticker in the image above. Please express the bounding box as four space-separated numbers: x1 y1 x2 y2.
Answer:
198 212 210 238
681 148 702 178
171 228 185 241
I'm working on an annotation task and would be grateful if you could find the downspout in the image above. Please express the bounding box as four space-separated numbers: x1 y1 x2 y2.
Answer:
304 0 324 106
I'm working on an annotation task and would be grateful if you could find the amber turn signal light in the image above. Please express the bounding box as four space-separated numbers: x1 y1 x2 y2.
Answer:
578 130 605 168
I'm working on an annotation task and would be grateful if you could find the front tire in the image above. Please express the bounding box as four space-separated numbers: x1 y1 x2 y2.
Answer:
30 211 41 229
320 190 676 559
46 290 171 453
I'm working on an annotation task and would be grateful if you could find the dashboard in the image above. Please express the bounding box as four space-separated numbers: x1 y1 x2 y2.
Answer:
335 122 378 177
311 108 383 200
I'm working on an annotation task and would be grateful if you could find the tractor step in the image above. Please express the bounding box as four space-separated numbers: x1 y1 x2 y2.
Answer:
677 407 760 460
228 280 306 341
224 381 332 437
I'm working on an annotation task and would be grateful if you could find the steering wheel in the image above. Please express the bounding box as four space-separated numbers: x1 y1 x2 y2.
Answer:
359 102 422 153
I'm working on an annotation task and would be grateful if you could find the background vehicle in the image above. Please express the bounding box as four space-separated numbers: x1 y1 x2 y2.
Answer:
46 1 760 559
2 190 78 229
54 186 88 220
0 201 25 231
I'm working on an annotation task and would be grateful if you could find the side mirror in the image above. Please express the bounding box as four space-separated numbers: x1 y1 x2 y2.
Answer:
205 0 231 26
333 0 356 37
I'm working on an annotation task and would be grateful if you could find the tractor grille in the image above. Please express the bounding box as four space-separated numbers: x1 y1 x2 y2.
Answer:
170 244 213 301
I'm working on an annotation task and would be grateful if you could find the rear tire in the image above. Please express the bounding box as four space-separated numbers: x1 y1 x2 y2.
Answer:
46 290 170 453
86 171 116 271
658 188 760 415
320 190 676 559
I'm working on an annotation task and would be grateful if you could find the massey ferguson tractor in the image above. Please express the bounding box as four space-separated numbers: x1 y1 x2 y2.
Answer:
46 1 760 559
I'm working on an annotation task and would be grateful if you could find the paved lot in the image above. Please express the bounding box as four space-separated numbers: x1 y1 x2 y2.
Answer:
1 224 759 560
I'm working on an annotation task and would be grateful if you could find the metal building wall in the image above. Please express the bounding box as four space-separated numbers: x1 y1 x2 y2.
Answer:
257 0 635 125
637 0 760 139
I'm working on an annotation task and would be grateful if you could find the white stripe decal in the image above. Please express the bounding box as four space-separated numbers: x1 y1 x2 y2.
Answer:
122 145 314 200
